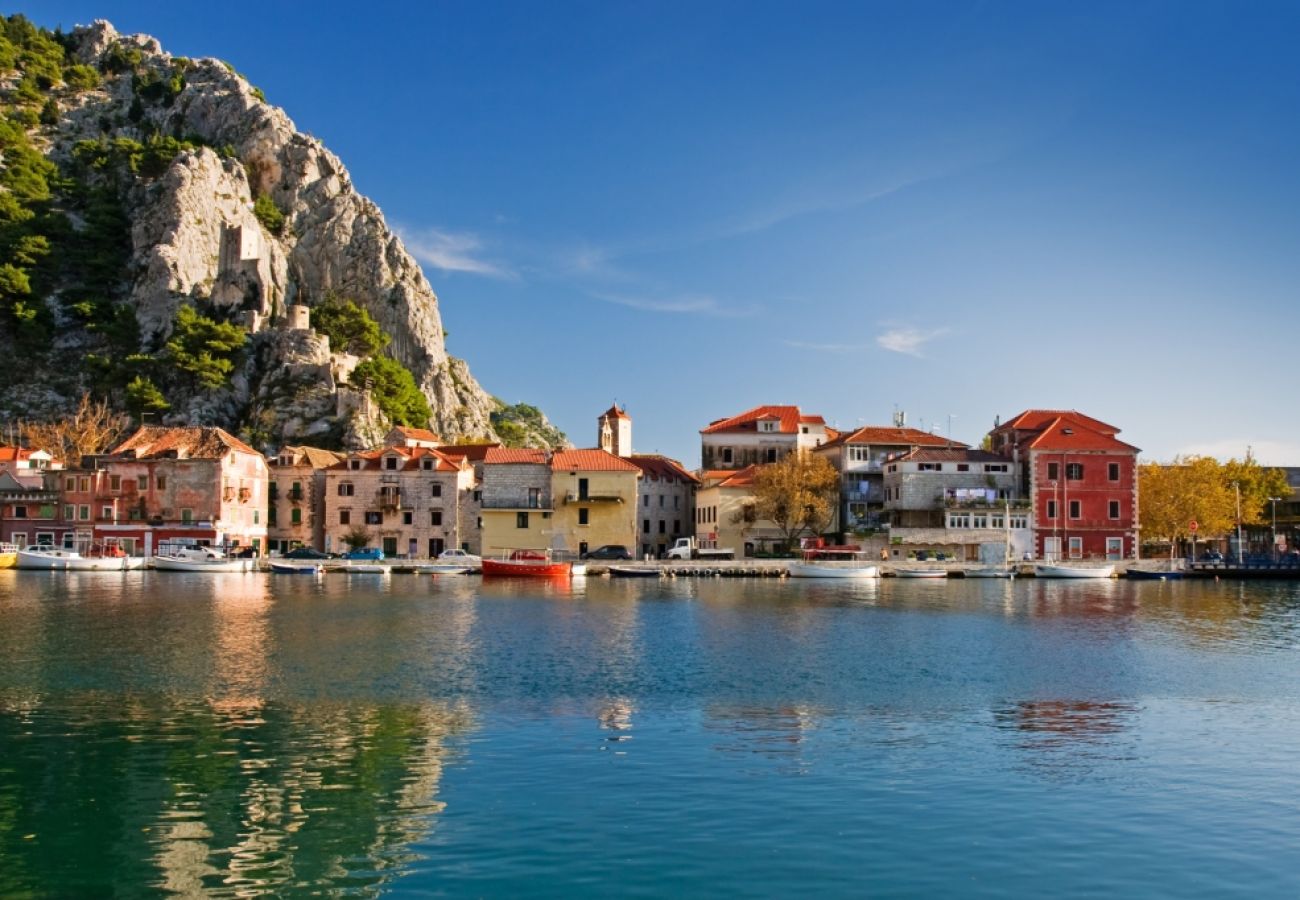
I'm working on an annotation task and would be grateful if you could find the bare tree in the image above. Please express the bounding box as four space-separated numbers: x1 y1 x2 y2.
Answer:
20 393 129 468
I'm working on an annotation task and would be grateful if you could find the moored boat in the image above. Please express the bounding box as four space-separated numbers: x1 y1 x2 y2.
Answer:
608 565 661 578
1034 563 1116 579
269 562 324 575
152 547 252 573
1 542 21 569
482 550 571 578
341 563 389 574
892 568 949 578
17 546 129 571
1125 568 1184 581
787 561 879 579
417 564 471 575
965 566 1016 579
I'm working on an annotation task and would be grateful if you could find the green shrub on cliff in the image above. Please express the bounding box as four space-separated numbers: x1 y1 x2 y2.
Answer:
311 294 389 357
350 356 431 427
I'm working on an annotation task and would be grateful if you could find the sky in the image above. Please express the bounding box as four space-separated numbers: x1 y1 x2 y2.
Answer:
20 1 1300 467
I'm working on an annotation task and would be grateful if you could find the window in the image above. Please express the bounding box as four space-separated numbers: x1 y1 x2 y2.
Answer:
1069 500 1081 519
78 505 90 520
290 508 301 525
339 510 351 525
984 464 1008 473
578 508 589 526
473 490 481 502
1108 463 1120 481
1047 462 1059 480
181 508 193 524
1109 500 1121 519
79 477 90 492
350 460 361 470
722 447 733 465
643 519 650 534
643 495 649 507
766 447 778 463
658 520 666 534
919 463 942 472
65 476 76 491
101 505 112 520
385 456 397 470
527 488 541 508
1046 500 1057 519
674 496 679 509
431 510 443 526
253 510 260 525
957 464 969 472
674 519 680 533
1068 536 1083 559
516 512 529 529
365 511 382 525
338 482 354 497
578 478 589 500
109 475 121 491
156 475 166 489
430 482 442 498
1066 463 1083 480
579 541 589 557
12 505 26 519
403 511 413 525
422 459 433 471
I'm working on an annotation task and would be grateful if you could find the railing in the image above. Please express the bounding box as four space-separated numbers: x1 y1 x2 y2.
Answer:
287 487 304 502
375 489 403 510
481 498 552 510
238 488 252 502
944 498 1032 509
564 491 624 503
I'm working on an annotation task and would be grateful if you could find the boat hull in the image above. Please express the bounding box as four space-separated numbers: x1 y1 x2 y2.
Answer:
787 562 879 579
1125 569 1184 581
16 550 128 570
1034 564 1116 579
608 565 661 578
965 567 1016 579
269 562 323 575
151 556 252 573
482 559 571 578
893 569 949 578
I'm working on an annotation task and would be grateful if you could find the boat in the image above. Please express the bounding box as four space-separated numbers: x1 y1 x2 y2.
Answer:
16 546 129 571
786 561 879 579
417 563 471 575
965 566 1016 579
269 562 324 575
151 547 252 573
341 563 389 574
608 565 661 578
1034 563 1116 579
893 568 949 578
481 549 572 578
1125 568 1184 581
0 542 18 569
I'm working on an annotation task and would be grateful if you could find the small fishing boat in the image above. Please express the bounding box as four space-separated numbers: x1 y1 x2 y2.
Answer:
965 566 1016 579
787 561 879 579
1034 563 1116 579
893 568 949 578
152 547 252 573
16 546 129 571
608 565 661 578
341 563 389 575
482 549 571 578
1125 568 1184 581
269 562 324 575
417 564 471 575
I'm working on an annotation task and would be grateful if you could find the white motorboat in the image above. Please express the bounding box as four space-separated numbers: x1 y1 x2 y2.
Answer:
437 549 482 568
418 564 470 575
893 568 949 578
16 546 129 571
1034 563 1116 579
787 561 879 579
151 547 252 573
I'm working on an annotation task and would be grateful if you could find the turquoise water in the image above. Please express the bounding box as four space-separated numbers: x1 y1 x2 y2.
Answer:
1 570 1299 896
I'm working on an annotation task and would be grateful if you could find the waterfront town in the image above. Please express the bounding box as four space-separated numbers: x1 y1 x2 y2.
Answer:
2 401 1296 567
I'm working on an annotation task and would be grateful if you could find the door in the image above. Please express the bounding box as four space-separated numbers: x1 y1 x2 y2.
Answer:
429 538 444 557
382 536 398 557
1068 537 1083 559
1043 537 1061 561
1106 537 1124 560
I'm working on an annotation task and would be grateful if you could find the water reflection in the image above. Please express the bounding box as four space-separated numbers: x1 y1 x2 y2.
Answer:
0 695 473 897
992 699 1140 782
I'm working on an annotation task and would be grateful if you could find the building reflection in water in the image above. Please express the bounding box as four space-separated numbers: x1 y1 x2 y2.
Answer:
992 699 1140 782
704 704 821 773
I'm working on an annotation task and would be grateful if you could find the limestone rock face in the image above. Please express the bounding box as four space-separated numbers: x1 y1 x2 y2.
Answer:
31 19 540 450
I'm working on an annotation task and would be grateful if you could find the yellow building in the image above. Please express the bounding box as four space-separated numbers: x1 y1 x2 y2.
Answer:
550 449 641 557
480 448 554 557
695 466 787 557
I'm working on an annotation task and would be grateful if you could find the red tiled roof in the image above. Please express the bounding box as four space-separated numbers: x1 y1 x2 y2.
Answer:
1026 416 1140 453
551 448 642 473
0 446 39 462
601 404 631 420
701 465 762 488
330 446 463 472
701 405 823 435
391 426 441 443
437 443 499 462
819 425 967 450
628 454 700 484
893 447 1009 464
274 445 346 468
995 409 1119 436
110 426 259 459
485 447 549 465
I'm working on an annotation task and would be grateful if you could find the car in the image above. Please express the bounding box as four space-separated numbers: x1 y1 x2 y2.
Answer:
283 547 334 560
438 548 482 566
1198 550 1224 563
581 544 633 560
342 547 385 561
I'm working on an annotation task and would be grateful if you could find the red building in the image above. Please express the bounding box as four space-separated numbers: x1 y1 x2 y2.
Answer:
989 410 1139 561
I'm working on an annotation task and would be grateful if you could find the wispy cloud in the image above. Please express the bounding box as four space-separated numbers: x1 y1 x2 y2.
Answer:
876 327 949 357
1173 439 1300 467
397 226 515 279
592 292 757 318
784 340 875 353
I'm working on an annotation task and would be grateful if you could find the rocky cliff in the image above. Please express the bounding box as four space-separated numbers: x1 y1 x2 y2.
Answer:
0 16 565 451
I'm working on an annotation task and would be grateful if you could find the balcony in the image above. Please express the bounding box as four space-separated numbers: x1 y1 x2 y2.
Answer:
222 488 235 502
564 491 624 504
481 498 552 511
287 487 304 503
943 496 1031 510
238 487 252 502
375 489 403 510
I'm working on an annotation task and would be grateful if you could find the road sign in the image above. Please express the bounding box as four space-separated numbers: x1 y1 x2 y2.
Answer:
1189 520 1199 533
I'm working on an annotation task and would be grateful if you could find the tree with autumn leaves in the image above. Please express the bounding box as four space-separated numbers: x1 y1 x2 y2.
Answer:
750 451 840 549
1139 455 1289 554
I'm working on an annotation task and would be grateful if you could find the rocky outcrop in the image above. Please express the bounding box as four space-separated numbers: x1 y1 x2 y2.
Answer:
24 18 551 450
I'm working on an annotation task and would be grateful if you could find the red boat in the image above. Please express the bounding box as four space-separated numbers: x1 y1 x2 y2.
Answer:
481 550 572 578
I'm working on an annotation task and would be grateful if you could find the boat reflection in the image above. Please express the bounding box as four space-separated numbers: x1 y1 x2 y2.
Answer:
992 699 1140 781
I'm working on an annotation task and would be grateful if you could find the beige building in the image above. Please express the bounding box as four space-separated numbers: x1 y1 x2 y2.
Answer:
630 455 697 559
322 444 476 558
266 446 346 553
695 466 786 557
700 405 829 470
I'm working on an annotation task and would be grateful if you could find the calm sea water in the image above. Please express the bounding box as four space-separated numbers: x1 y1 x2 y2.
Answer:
1 570 1299 897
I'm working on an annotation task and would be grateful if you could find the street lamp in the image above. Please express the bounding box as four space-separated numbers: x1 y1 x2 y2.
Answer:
1269 496 1281 560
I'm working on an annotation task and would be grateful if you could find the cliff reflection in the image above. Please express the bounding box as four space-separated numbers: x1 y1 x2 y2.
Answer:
0 696 474 897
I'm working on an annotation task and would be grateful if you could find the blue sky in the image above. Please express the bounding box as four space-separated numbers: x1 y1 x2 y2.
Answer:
22 1 1300 466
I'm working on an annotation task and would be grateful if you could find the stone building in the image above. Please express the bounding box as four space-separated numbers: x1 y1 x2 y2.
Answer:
700 405 829 470
266 446 346 554
479 447 553 557
629 455 697 559
322 444 476 558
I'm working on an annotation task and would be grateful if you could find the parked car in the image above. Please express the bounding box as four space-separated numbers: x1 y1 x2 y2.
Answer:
283 547 334 560
581 545 633 560
342 547 385 561
438 548 482 566
1198 550 1224 563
